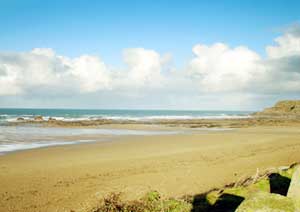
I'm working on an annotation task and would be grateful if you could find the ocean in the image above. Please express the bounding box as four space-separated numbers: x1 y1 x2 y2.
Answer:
0 108 252 122
0 108 252 154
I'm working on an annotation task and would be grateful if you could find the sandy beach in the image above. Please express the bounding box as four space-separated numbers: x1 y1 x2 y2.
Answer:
1 1 300 211
1 124 300 212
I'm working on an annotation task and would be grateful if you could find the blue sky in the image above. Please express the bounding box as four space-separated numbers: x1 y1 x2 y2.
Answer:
0 0 300 110
1 0 299 64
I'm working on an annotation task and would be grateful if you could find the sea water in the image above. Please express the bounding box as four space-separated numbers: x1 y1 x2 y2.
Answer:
0 108 252 122
0 108 251 154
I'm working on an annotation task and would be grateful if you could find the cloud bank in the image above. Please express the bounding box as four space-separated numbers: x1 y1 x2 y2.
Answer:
0 24 300 109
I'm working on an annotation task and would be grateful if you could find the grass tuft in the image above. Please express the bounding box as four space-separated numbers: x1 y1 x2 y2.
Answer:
93 191 191 212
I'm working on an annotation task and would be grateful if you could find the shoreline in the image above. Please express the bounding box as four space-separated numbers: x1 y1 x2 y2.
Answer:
6 116 300 129
1 125 300 212
0 124 235 155
0 124 188 155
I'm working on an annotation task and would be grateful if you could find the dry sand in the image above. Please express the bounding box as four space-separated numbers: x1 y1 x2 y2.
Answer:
1 125 300 212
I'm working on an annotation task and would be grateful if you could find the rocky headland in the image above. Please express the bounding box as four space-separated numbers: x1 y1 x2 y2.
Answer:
254 100 300 118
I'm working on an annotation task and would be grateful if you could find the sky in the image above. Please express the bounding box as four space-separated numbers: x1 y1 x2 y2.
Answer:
0 0 300 110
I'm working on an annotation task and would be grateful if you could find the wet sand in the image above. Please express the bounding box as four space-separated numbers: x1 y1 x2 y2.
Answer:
1 125 300 212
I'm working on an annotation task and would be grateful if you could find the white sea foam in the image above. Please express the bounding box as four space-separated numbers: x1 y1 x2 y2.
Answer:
57 114 251 121
1 113 252 123
0 126 181 154
0 141 80 154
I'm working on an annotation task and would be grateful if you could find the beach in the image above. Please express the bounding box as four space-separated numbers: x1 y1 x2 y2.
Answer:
1 124 300 212
2 1 300 211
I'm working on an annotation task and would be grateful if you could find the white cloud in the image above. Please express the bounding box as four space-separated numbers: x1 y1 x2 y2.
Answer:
0 48 168 96
266 26 300 58
0 23 300 109
261 25 300 93
0 49 77 96
187 43 262 92
122 48 166 88
31 48 56 57
186 24 300 95
68 55 111 93
0 63 22 95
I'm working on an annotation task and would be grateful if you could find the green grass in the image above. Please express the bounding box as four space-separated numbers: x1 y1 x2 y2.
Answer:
93 191 192 212
92 163 298 212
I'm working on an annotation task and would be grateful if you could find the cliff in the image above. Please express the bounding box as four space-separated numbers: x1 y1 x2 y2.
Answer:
255 100 300 117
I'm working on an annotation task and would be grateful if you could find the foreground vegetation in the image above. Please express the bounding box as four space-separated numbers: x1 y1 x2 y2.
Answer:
93 191 191 212
93 163 299 212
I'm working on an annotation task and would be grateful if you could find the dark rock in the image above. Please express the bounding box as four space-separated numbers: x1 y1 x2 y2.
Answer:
235 192 295 212
48 117 56 122
287 164 300 207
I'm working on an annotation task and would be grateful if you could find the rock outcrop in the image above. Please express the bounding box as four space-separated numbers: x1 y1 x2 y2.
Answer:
287 164 300 208
34 116 44 121
48 117 56 122
235 164 300 212
236 192 295 212
255 100 300 117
